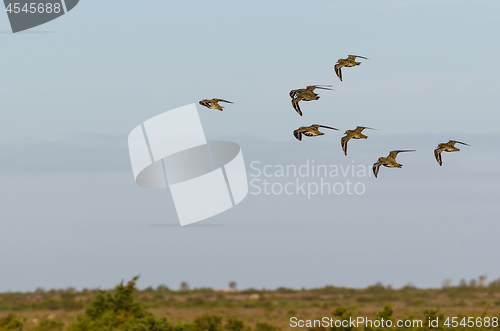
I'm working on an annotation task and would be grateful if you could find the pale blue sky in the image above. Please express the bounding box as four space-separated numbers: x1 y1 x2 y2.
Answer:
0 1 499 292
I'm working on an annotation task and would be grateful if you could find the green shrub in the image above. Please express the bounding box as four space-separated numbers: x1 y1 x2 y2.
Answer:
186 297 205 307
423 309 444 331
0 314 24 331
193 315 222 331
330 306 356 331
254 323 279 331
356 296 374 303
224 318 248 331
34 318 64 331
66 276 173 331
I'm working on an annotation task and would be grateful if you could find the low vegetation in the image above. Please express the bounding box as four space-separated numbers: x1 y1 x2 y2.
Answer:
0 277 499 331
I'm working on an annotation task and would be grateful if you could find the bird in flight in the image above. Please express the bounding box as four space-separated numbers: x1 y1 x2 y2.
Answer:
373 150 415 178
341 126 377 156
293 124 339 141
434 140 469 166
334 55 368 81
199 98 233 111
289 85 332 116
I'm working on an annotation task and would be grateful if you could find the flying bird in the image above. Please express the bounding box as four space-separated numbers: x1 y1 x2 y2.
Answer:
289 85 332 116
434 140 469 166
334 55 368 81
341 126 377 156
294 124 339 141
372 150 415 178
199 98 233 111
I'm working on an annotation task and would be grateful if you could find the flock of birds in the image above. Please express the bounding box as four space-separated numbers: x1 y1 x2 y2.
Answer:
199 55 469 178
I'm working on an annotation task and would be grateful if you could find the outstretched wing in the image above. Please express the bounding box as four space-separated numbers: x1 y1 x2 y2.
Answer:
388 150 415 159
341 135 351 156
449 140 469 146
373 162 382 178
355 126 377 132
347 55 368 60
311 85 333 90
293 129 303 141
217 99 233 104
316 125 339 131
434 148 444 166
388 150 400 159
334 63 343 81
292 98 302 116
199 100 211 108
